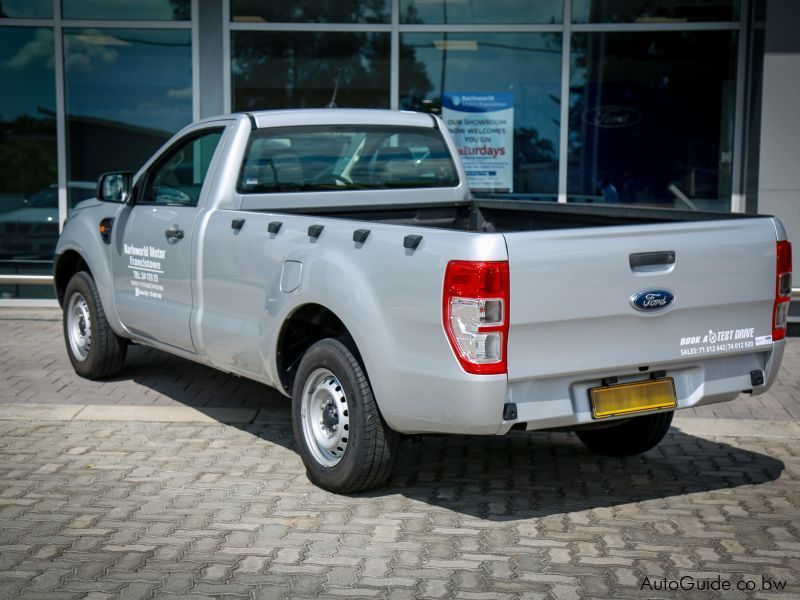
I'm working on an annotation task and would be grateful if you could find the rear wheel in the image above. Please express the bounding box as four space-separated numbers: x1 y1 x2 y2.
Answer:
292 338 397 493
575 411 673 457
63 271 127 379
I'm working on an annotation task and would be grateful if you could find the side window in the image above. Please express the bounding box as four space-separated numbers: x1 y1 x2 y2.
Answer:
142 128 224 206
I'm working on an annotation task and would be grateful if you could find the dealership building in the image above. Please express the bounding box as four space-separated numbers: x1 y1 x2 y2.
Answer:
0 0 798 315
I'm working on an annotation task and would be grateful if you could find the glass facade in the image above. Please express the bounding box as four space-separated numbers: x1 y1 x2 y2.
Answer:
0 6 191 300
65 28 193 189
232 31 390 110
0 27 57 299
572 0 739 23
232 0 390 24
400 0 562 24
0 1 52 19
0 1 756 300
568 30 738 210
62 0 190 21
399 32 562 197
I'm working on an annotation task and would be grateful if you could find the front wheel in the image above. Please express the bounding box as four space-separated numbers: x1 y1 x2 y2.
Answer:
575 411 673 457
292 338 397 493
63 271 127 380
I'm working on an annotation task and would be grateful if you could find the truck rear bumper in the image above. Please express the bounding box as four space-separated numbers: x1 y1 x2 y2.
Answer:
378 369 508 436
499 344 784 435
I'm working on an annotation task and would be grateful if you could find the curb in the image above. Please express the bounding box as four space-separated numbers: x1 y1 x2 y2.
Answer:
0 404 797 438
0 403 290 425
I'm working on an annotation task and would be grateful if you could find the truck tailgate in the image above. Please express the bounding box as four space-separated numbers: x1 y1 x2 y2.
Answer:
504 218 778 381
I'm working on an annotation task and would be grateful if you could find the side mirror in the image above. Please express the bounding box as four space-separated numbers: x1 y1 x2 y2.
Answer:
97 171 132 203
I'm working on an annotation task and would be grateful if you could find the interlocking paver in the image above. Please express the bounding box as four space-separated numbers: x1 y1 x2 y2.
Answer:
1 310 800 598
1 416 798 598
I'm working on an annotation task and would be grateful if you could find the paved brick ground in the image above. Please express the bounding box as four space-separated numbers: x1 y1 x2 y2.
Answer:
0 309 286 411
0 418 799 599
1 308 800 599
0 308 797 419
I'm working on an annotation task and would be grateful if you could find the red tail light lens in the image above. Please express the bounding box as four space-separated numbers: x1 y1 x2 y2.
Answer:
773 240 792 342
443 261 509 375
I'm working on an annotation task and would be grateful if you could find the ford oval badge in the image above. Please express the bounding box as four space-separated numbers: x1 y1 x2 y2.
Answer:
630 289 674 312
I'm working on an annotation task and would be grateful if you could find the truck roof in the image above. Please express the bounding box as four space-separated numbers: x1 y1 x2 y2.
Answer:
246 108 438 130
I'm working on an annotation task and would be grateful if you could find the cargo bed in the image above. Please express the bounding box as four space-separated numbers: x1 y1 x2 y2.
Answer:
279 198 755 233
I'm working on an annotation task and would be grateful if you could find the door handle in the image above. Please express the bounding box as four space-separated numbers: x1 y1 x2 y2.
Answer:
630 251 675 272
165 226 184 241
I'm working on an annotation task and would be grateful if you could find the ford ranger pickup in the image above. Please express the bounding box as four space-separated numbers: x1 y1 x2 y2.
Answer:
54 109 792 493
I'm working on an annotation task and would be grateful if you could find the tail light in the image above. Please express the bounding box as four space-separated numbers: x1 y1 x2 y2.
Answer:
773 240 792 341
443 261 509 375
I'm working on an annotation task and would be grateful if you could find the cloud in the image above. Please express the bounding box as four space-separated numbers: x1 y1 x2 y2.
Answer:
3 30 128 75
72 34 131 47
64 31 121 74
166 86 192 99
3 29 55 71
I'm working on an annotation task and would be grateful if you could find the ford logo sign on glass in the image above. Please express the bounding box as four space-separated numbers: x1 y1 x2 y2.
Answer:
630 290 674 312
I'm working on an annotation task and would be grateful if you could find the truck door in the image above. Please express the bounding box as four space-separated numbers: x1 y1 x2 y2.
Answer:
110 128 224 352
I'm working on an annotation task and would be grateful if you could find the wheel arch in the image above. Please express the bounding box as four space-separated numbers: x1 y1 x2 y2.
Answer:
53 237 124 339
54 249 92 307
267 254 400 428
275 302 360 395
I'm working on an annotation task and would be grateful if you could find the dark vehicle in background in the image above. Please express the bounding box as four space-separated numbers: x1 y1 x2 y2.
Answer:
0 182 94 260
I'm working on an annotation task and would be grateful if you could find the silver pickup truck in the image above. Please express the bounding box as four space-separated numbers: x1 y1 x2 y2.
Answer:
54 109 792 493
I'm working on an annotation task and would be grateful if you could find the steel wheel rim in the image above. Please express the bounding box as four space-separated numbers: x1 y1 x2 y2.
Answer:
66 292 92 362
300 368 350 467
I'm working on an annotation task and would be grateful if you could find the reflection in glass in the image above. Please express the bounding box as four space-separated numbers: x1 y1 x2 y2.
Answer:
400 33 561 197
0 27 58 298
568 31 737 210
572 0 739 23
232 0 389 23
232 32 390 110
64 28 192 191
401 0 562 24
0 0 52 18
62 0 190 21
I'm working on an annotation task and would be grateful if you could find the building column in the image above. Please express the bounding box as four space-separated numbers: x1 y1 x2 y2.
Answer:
197 0 225 118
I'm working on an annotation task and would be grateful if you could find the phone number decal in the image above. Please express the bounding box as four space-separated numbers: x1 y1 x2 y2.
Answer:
679 327 772 357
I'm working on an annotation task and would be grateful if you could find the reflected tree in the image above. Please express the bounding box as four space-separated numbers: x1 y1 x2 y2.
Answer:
233 30 393 110
232 0 433 111
0 113 57 197
169 0 190 20
514 126 557 165
232 1 404 110
232 0 389 23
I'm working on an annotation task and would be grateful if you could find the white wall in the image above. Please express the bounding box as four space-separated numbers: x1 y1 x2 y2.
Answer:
758 0 800 308
758 52 800 269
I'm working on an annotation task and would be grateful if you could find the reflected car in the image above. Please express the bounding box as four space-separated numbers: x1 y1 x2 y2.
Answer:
0 182 95 260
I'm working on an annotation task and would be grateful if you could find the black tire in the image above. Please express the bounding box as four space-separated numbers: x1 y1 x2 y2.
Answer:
292 337 397 493
575 411 674 457
62 271 127 380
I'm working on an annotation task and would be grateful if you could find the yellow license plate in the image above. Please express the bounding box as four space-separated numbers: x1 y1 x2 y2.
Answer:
589 378 677 419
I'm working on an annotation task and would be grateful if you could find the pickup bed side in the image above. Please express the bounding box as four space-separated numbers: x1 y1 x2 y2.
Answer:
197 208 510 435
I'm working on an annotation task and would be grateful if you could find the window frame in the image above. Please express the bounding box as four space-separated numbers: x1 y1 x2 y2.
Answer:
137 126 226 208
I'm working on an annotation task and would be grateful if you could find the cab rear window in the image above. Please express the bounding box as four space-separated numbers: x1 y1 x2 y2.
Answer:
237 125 459 193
